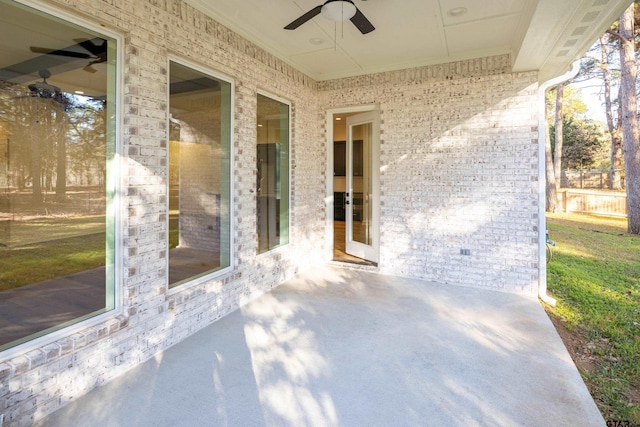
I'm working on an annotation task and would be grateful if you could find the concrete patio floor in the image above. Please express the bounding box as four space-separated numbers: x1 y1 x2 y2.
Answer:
37 266 605 426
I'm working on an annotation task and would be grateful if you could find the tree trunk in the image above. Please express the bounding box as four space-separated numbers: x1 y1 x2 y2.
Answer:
53 109 67 200
545 98 559 212
30 137 42 206
619 4 640 234
601 36 623 190
611 105 623 190
55 138 66 200
553 84 564 193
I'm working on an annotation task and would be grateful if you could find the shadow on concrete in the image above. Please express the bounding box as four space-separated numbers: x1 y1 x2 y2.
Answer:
36 265 604 426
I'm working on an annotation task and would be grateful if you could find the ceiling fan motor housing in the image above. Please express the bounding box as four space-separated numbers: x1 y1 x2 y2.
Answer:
321 0 356 21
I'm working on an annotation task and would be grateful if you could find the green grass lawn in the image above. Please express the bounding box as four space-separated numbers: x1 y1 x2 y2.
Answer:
0 215 179 291
4 215 105 246
546 212 640 425
0 215 106 291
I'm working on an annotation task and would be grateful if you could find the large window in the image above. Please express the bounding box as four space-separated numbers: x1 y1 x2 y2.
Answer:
256 94 289 253
0 0 117 350
168 61 232 288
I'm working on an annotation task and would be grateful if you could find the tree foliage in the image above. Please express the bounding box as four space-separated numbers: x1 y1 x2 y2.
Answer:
545 85 587 121
558 1 640 233
0 82 107 206
550 117 609 169
545 83 592 212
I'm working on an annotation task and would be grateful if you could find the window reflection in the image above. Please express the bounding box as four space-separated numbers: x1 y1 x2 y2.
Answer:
168 61 232 287
0 0 116 350
256 94 289 253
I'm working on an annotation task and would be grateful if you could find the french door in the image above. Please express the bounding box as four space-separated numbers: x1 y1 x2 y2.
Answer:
345 111 379 263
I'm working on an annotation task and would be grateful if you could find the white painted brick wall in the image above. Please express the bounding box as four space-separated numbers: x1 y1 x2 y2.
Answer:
0 0 540 424
0 0 322 424
319 60 540 295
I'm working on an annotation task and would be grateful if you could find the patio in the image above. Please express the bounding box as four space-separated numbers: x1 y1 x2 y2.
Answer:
36 266 604 426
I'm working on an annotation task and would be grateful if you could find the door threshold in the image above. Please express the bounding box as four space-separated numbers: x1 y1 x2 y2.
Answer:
328 259 379 271
331 257 377 267
332 248 377 267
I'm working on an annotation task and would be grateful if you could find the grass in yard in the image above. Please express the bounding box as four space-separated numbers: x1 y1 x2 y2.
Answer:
546 212 640 425
0 216 106 291
2 215 105 247
1 215 177 291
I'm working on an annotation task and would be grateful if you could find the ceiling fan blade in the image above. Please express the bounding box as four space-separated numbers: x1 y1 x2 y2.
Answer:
284 5 323 30
30 46 92 59
73 38 107 57
350 8 375 34
83 64 98 74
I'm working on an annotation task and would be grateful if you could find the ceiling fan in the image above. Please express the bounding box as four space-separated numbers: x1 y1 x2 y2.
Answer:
28 69 61 99
29 38 107 73
6 68 63 102
284 0 375 34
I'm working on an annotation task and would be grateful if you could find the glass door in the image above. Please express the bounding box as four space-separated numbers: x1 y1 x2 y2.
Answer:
345 111 379 263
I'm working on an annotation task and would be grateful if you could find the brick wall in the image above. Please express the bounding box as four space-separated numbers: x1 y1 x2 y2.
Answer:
0 0 322 424
319 59 540 294
0 0 541 424
178 143 221 251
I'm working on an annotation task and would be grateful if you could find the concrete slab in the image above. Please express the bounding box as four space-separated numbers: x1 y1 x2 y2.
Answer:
37 266 605 426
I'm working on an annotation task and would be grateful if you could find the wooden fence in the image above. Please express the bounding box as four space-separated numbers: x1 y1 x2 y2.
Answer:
561 169 625 190
560 189 627 217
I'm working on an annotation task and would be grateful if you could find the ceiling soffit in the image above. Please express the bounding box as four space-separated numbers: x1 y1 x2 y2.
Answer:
514 0 632 82
185 0 633 83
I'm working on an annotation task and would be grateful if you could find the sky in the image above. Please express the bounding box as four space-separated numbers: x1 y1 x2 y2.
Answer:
570 78 608 124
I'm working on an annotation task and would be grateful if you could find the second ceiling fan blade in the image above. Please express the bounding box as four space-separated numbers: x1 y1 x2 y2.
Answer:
30 46 92 59
73 38 107 57
350 8 375 34
284 5 323 30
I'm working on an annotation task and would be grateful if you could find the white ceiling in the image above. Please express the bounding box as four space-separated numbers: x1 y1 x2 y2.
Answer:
0 2 110 97
185 0 632 82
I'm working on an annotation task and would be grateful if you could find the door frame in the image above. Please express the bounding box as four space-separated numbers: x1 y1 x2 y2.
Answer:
325 105 380 264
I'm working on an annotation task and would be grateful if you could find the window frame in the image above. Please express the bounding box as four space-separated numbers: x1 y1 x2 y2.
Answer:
166 55 235 294
255 90 291 255
0 0 124 359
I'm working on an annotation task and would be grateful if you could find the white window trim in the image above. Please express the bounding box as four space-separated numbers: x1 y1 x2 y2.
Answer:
0 0 124 361
256 89 292 255
166 55 236 296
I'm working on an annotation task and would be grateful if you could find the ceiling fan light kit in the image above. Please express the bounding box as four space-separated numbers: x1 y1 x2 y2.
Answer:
321 0 356 21
28 69 61 98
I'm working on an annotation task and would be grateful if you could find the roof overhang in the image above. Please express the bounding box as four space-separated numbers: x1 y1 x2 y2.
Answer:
183 0 632 83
